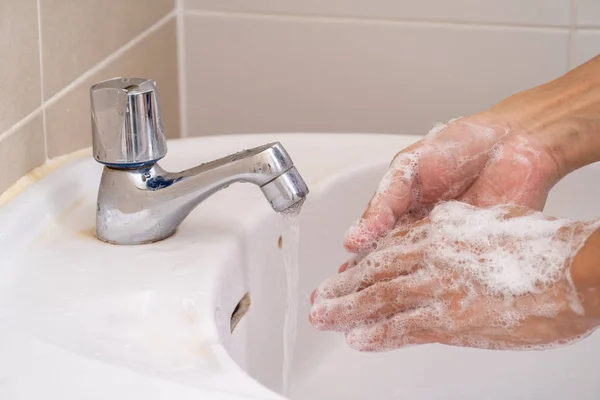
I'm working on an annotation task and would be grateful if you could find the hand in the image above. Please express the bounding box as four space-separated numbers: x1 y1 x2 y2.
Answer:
344 115 561 253
345 55 600 254
310 202 600 352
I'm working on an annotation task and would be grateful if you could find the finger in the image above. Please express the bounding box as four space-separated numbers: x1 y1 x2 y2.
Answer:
347 218 430 259
338 262 349 273
347 329 437 352
393 205 434 230
309 275 433 331
440 333 513 350
339 252 369 273
344 307 441 351
340 220 428 276
318 252 375 306
418 119 509 205
344 147 422 253
312 247 423 303
390 217 430 242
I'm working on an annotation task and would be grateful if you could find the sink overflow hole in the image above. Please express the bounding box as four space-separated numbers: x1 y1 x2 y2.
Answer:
230 292 251 333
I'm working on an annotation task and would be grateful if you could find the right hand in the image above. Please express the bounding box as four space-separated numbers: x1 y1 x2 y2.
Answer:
344 114 562 253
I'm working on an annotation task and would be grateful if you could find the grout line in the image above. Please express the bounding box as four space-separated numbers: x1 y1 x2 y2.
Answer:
36 0 49 160
184 9 572 32
176 0 189 138
1 9 177 147
43 10 177 110
0 108 43 142
576 25 600 30
568 0 578 70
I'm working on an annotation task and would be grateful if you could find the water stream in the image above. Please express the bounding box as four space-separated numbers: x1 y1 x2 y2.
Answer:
280 203 302 397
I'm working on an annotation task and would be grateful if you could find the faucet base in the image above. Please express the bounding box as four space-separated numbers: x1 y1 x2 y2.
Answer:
94 227 178 245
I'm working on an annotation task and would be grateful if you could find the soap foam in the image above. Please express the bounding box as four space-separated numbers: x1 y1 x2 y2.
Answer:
427 122 448 137
372 151 420 204
318 201 600 351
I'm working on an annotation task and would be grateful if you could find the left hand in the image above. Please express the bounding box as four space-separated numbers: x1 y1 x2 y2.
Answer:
309 201 600 352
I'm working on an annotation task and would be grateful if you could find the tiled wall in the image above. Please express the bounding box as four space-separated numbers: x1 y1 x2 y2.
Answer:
3 1 600 196
0 0 180 194
182 0 600 138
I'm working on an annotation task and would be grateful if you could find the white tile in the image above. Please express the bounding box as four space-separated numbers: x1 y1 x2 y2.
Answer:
573 30 600 67
184 15 569 137
577 0 600 27
185 0 570 26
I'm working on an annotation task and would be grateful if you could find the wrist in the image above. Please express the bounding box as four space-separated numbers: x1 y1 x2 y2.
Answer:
484 55 600 179
570 224 600 320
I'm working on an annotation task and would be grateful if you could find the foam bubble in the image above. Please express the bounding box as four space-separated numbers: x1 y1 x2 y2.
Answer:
426 122 448 137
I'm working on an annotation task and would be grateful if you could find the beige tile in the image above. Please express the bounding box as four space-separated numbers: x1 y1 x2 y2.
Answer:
0 0 42 134
45 18 180 158
573 30 600 68
184 14 569 137
0 113 45 193
577 0 600 27
40 0 175 99
185 0 570 26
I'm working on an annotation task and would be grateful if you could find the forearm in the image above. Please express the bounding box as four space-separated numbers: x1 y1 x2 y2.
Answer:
483 54 600 179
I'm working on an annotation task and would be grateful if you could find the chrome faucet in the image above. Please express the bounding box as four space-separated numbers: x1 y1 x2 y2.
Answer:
89 77 309 245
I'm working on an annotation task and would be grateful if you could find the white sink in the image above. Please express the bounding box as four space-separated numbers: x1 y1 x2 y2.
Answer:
1 133 600 399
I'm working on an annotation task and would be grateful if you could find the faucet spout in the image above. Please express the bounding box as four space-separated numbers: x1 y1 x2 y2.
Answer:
95 142 308 245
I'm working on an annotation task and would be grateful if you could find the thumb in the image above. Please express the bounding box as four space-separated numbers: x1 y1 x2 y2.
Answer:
344 148 420 253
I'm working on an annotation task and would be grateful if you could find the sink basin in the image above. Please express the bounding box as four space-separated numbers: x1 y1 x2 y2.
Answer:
1 133 600 399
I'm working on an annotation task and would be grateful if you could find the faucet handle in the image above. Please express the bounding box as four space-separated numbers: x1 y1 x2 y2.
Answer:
90 77 167 166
